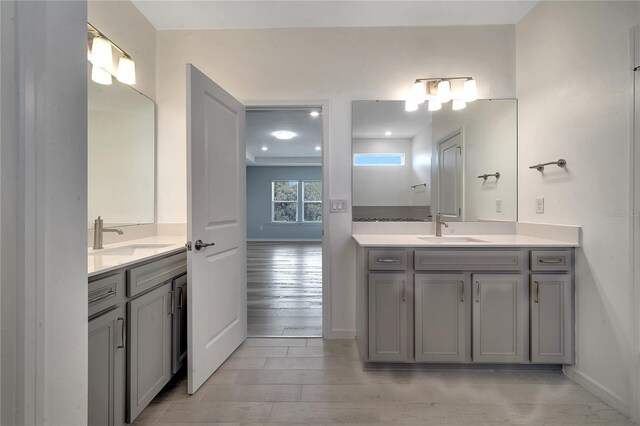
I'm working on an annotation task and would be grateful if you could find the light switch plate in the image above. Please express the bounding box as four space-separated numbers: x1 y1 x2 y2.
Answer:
330 199 348 213
536 197 544 214
495 199 502 213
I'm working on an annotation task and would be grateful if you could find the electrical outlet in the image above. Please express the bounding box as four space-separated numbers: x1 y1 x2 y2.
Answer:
536 197 544 214
495 199 502 213
259 225 263 231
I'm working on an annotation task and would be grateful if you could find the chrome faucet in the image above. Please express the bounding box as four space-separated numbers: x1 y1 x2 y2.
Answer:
434 213 449 237
93 216 124 250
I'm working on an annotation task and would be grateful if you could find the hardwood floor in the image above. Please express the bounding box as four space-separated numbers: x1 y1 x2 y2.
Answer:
135 338 632 425
247 242 322 337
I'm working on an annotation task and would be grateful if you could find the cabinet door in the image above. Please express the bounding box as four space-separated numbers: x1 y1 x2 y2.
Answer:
368 273 408 362
531 274 573 364
472 274 527 363
128 282 173 422
88 305 126 426
415 274 466 362
172 274 188 374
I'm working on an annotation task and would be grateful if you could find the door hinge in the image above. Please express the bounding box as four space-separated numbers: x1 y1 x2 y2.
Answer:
185 241 192 251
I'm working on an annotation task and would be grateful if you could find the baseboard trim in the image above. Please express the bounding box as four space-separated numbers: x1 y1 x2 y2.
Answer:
326 329 356 340
564 366 630 416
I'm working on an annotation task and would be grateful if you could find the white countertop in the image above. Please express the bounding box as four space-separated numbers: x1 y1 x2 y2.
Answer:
88 235 187 277
352 234 578 248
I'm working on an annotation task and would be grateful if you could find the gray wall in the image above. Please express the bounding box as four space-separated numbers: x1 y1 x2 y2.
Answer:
247 166 322 240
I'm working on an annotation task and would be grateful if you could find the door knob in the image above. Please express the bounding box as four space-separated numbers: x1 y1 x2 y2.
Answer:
194 239 215 251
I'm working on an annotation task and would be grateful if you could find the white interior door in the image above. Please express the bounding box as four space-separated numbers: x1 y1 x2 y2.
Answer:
438 131 463 221
186 64 247 394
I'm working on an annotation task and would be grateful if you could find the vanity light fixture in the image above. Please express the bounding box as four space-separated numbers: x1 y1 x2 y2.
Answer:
406 77 478 112
272 130 297 140
309 111 320 117
88 23 137 86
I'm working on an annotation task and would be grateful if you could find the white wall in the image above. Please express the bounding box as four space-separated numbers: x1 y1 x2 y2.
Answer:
517 1 640 414
410 126 433 206
352 138 413 206
89 0 157 100
156 25 516 335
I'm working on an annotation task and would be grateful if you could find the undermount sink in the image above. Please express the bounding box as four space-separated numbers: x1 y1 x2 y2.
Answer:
418 236 488 243
89 243 174 257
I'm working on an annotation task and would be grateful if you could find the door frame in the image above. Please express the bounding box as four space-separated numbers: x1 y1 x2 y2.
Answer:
630 24 640 424
242 99 331 339
435 128 464 221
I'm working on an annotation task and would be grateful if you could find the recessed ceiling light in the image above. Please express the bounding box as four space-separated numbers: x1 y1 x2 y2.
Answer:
272 130 297 140
385 131 392 136
309 111 320 117
261 146 268 151
315 146 321 151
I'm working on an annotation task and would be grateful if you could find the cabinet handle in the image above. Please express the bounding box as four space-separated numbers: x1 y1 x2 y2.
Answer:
534 281 540 303
176 286 184 309
117 318 125 349
538 257 565 264
376 258 401 264
475 281 480 302
402 280 406 302
89 289 115 304
169 290 175 315
459 281 464 302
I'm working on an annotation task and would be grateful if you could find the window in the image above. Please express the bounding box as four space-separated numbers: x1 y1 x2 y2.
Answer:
302 181 322 222
353 153 405 166
272 181 298 222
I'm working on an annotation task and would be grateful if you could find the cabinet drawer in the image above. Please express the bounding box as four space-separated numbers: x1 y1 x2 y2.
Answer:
414 250 523 271
127 251 187 297
368 250 407 270
530 250 571 272
89 272 125 317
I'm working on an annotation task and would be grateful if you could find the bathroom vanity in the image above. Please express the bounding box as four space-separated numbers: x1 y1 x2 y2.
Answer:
354 234 576 366
88 237 187 425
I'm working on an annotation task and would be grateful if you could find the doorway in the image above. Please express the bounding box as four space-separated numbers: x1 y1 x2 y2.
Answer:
245 107 324 337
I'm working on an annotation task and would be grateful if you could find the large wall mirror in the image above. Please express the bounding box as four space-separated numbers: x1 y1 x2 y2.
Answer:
352 99 517 222
88 68 155 227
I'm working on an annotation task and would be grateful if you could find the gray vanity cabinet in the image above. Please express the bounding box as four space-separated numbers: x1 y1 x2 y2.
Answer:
472 274 527 363
88 306 126 426
414 274 466 362
368 273 408 362
531 274 573 364
127 281 173 422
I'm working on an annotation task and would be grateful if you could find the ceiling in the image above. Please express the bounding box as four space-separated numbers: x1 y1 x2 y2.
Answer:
246 108 322 166
132 1 538 30
352 100 431 139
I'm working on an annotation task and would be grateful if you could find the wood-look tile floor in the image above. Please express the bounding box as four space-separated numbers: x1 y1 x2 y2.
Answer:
135 338 632 425
247 242 322 337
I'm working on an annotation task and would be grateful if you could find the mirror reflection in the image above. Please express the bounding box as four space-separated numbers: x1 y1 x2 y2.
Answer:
88 68 156 228
352 99 517 222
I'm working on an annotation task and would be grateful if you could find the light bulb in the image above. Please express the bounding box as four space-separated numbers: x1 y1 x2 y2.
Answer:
405 100 418 112
261 146 268 151
410 81 426 104
464 79 478 102
91 37 113 72
452 99 467 110
117 56 136 85
309 111 320 117
315 146 321 151
384 131 392 136
272 131 296 140
91 64 112 85
437 80 451 103
428 100 442 112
